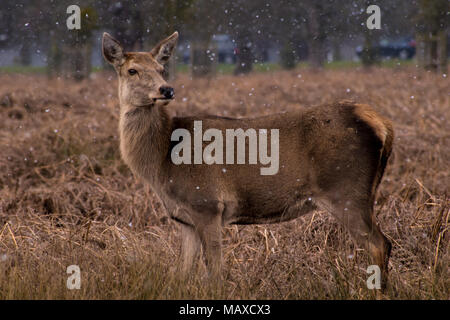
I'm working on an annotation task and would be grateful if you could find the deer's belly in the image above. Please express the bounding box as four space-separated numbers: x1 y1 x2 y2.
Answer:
225 191 318 225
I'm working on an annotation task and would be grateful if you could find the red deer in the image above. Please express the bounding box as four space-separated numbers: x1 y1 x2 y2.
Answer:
102 31 393 289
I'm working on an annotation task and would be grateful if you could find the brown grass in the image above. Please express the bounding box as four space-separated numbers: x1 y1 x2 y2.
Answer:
0 67 448 299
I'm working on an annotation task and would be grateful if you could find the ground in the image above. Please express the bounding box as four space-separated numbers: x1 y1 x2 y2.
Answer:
0 66 448 299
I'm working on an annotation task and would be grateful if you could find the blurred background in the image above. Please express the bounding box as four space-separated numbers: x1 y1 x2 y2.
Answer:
0 0 448 79
0 1 448 299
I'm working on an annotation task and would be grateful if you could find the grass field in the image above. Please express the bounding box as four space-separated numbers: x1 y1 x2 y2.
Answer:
0 66 448 299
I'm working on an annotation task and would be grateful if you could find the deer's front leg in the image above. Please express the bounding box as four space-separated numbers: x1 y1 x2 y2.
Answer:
180 223 201 276
198 212 223 279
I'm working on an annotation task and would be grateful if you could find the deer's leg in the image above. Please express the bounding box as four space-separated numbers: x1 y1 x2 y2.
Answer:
180 223 201 276
323 197 391 290
349 213 391 291
197 213 223 279
367 223 391 290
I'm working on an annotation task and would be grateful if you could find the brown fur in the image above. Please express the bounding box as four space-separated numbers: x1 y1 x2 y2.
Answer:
103 32 394 289
354 103 391 144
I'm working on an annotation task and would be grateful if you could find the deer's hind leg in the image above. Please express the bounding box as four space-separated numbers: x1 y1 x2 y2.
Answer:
319 195 391 290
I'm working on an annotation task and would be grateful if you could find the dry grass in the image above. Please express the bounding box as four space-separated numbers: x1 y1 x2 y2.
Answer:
0 67 448 299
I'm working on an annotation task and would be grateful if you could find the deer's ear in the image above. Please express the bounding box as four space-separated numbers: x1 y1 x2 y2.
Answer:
150 31 179 65
102 32 124 66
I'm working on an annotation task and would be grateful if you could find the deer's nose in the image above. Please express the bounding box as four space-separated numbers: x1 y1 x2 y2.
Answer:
159 86 174 99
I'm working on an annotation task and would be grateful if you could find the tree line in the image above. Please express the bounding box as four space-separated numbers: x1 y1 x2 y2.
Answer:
0 0 447 79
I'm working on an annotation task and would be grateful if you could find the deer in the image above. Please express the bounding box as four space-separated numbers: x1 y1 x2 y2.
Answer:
102 31 394 290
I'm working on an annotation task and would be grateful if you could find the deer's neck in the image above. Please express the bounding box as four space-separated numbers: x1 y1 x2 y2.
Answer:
119 106 171 186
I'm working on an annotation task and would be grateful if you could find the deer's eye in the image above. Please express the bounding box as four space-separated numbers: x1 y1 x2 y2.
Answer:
128 69 137 76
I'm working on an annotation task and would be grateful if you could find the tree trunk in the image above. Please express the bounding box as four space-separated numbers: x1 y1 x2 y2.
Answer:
332 38 342 62
60 33 92 81
84 41 92 80
307 4 326 68
73 46 84 81
47 34 62 79
234 33 253 75
280 40 296 69
361 30 380 67
428 31 438 71
437 31 447 73
416 0 448 72
308 39 326 68
191 39 216 78
19 41 32 66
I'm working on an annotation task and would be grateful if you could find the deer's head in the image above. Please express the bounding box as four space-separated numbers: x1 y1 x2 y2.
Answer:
102 32 178 109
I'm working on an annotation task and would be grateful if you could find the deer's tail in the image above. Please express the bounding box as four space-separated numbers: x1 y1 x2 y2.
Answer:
353 103 394 195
